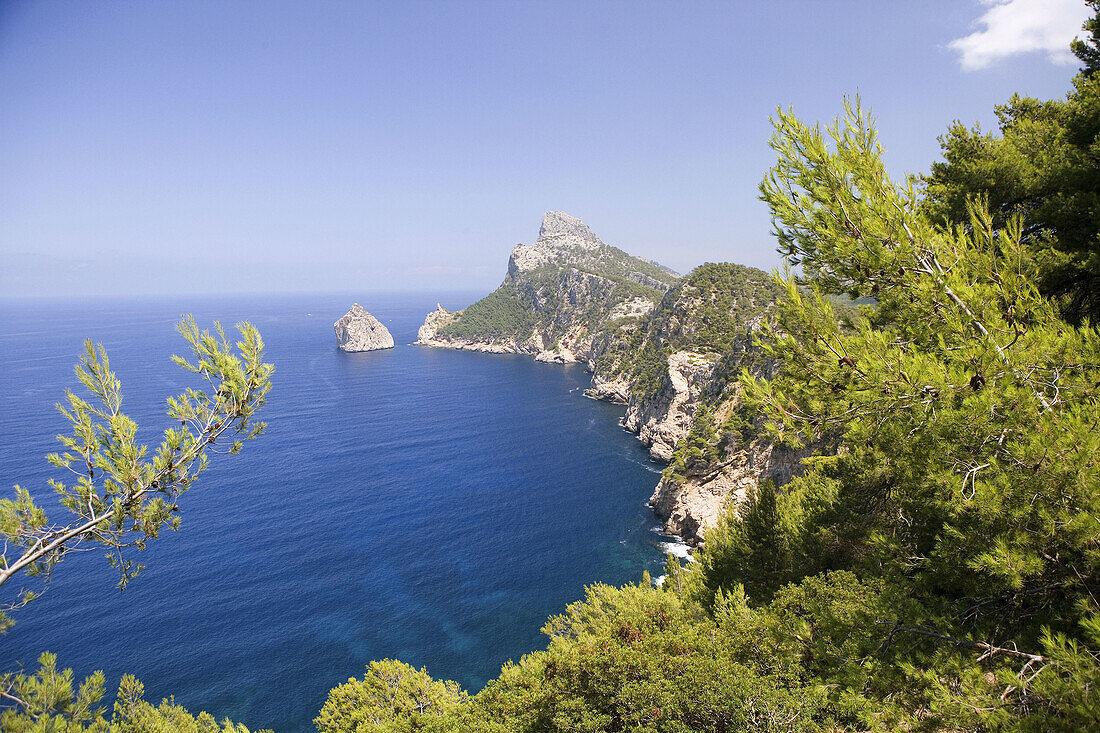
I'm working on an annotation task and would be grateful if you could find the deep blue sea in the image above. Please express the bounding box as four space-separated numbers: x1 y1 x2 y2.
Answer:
0 293 679 731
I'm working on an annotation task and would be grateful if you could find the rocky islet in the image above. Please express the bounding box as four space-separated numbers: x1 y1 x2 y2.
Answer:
334 303 395 352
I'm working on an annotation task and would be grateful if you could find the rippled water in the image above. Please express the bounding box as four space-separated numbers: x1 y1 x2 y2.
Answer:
0 293 675 731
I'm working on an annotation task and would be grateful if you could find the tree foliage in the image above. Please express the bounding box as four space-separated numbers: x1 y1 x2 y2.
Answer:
0 318 272 628
735 98 1099 728
315 660 466 733
0 319 273 729
923 2 1100 324
0 653 270 732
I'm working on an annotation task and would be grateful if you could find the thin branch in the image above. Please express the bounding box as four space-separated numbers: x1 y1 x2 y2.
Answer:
876 621 1045 663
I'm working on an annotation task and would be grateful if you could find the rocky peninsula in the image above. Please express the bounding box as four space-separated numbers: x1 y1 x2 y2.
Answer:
415 212 809 545
335 304 395 352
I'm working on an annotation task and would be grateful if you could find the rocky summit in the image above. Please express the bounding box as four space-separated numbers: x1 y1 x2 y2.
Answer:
334 303 394 352
507 211 677 292
416 211 679 364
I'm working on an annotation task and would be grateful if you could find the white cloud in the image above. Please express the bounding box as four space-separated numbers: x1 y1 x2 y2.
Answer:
949 0 1092 71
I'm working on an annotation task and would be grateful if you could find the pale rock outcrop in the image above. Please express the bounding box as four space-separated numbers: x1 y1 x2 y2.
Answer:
334 304 394 352
649 440 813 545
419 336 526 355
623 351 717 462
507 211 605 277
642 339 805 545
627 272 671 290
607 297 655 321
416 304 458 343
505 212 674 294
583 372 631 404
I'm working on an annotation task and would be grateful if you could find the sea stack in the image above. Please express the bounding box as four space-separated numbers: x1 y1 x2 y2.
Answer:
334 304 395 352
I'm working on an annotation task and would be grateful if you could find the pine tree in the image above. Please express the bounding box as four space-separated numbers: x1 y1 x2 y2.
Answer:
0 318 274 728
742 97 1100 727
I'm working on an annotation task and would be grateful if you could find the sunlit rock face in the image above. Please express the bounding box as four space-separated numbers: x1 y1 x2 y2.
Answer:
334 304 395 352
415 211 679 363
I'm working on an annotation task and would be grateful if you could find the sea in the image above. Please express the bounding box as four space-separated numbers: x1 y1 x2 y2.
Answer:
0 292 684 732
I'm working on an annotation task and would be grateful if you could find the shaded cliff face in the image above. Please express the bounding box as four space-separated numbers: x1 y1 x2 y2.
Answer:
415 211 679 363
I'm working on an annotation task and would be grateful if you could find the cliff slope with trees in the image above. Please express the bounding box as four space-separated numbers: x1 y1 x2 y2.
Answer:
316 15 1100 728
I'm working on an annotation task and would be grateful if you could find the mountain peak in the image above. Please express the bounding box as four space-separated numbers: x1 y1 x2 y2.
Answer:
506 211 679 290
538 211 602 247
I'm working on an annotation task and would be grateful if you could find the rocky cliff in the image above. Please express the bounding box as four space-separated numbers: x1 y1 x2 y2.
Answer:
587 262 784 460
335 304 395 352
417 215 805 544
645 359 818 544
415 211 679 363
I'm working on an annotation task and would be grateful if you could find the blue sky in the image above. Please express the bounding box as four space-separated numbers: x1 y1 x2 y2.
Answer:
0 0 1092 297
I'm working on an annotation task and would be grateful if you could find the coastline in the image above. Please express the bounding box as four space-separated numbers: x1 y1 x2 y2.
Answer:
414 331 726 547
408 217 797 548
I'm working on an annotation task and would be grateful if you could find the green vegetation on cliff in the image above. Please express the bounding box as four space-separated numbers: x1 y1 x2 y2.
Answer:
315 660 466 733
435 287 536 340
595 262 781 401
646 262 782 354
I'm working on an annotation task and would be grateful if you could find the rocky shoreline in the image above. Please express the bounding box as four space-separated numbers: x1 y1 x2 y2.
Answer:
417 325 789 545
412 213 805 546
416 304 591 364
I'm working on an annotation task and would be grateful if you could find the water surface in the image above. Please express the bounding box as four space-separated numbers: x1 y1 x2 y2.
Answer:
0 293 673 731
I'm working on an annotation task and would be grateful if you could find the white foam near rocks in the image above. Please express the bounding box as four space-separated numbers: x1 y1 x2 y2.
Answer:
659 540 694 561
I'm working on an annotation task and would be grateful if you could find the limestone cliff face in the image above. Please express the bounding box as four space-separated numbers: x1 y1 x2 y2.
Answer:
647 381 818 545
649 438 814 544
638 325 823 544
334 304 395 352
621 351 716 462
584 371 631 405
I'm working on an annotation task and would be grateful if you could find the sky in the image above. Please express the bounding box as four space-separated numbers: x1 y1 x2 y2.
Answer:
0 0 1093 298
